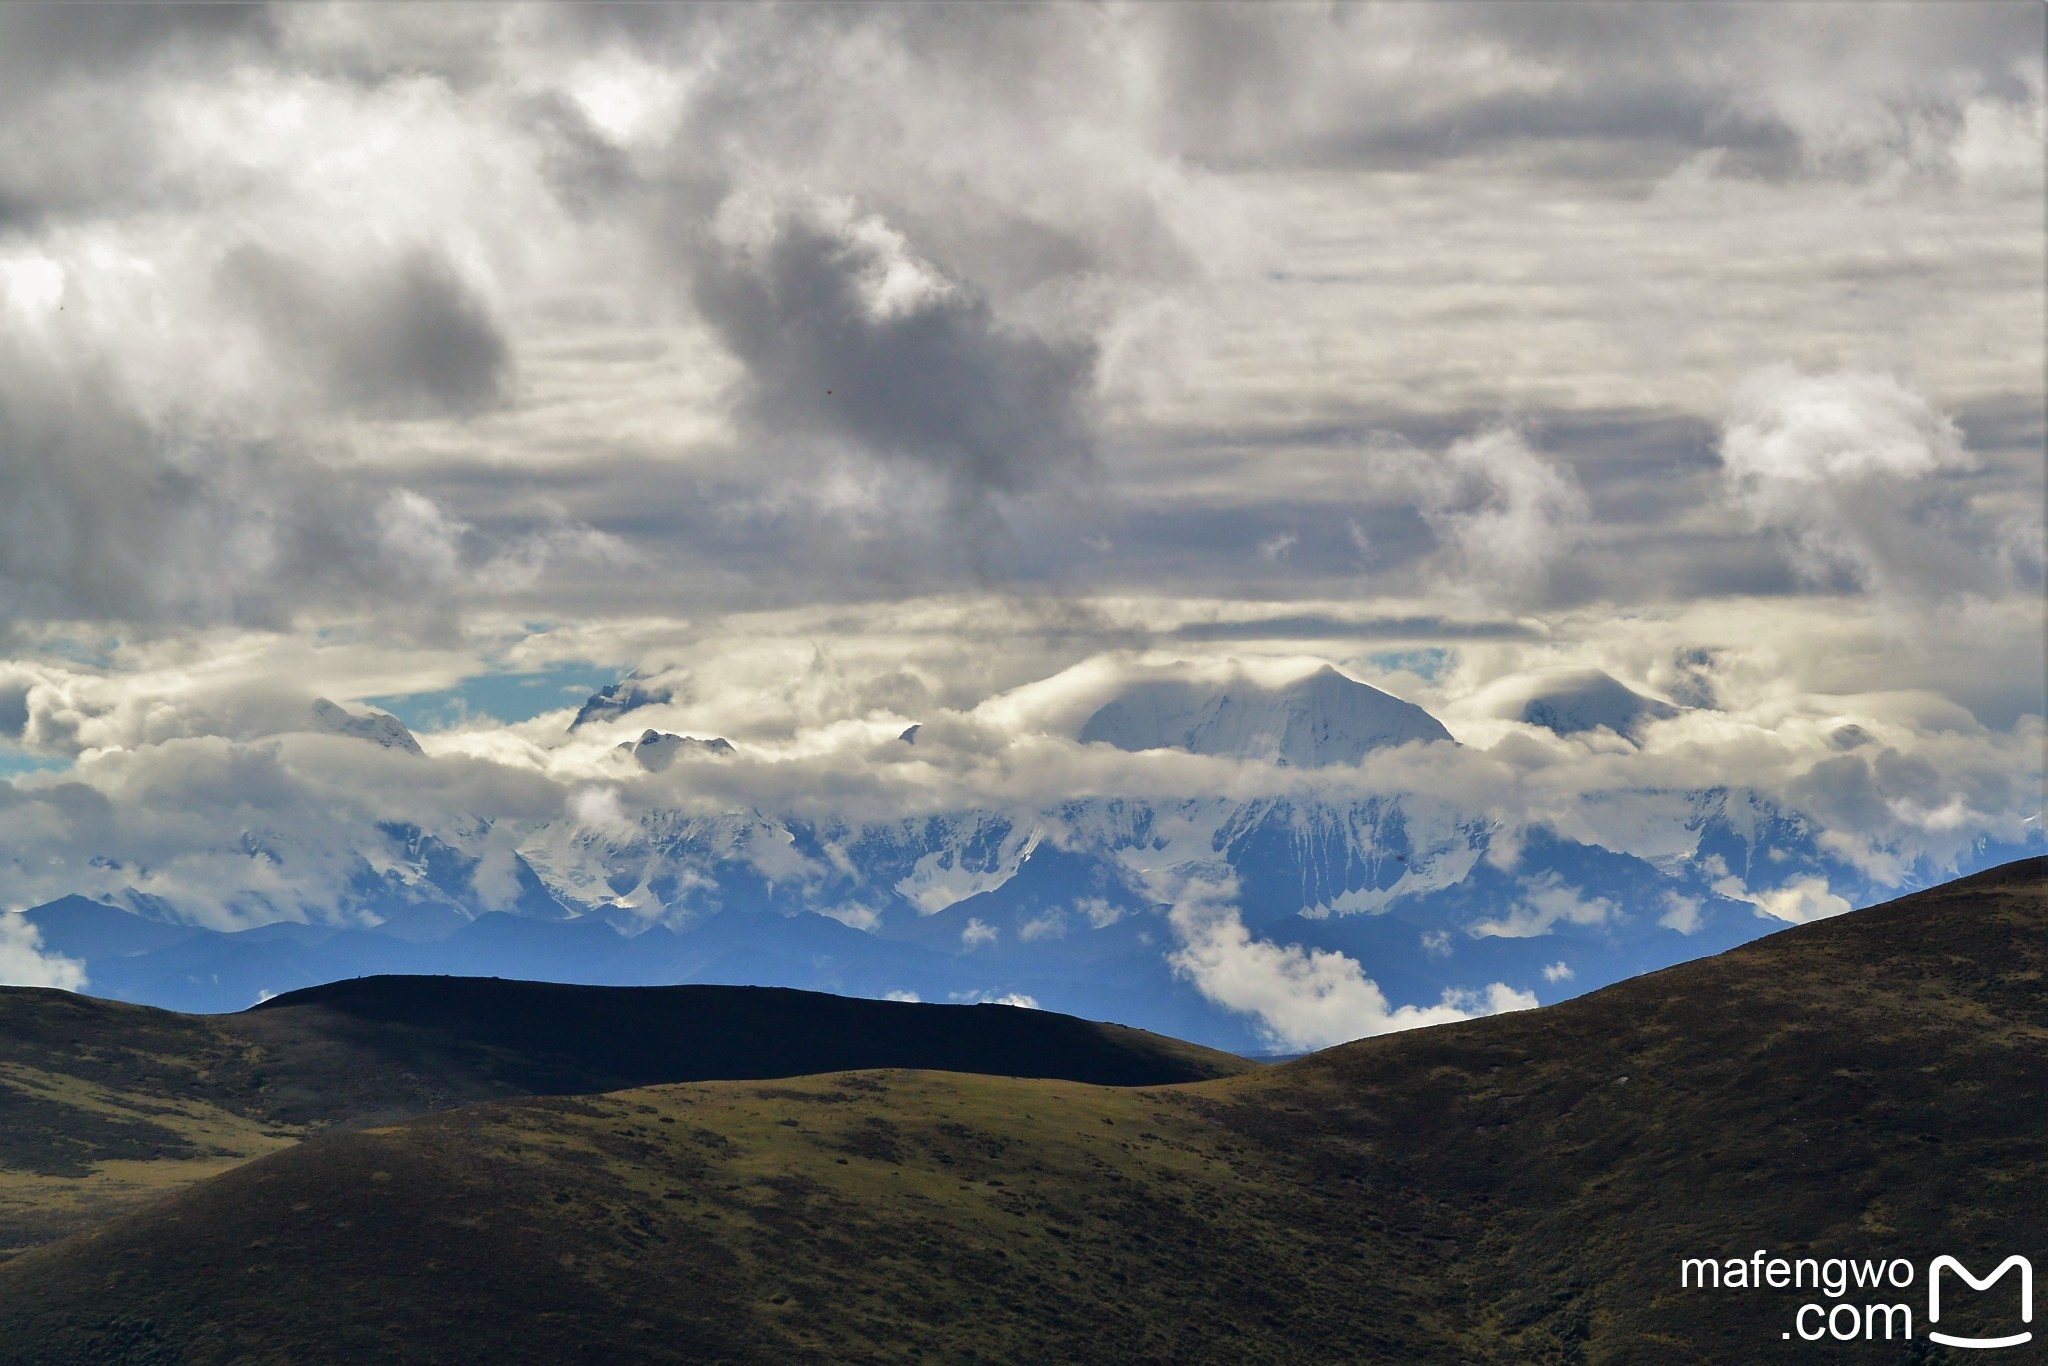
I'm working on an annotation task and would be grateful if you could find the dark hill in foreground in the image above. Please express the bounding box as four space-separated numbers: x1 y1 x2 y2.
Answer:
0 978 1251 1257
3 857 2041 1363
246 974 1252 1099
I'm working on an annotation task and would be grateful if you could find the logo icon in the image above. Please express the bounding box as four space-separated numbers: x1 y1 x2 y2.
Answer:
1928 1255 2033 1350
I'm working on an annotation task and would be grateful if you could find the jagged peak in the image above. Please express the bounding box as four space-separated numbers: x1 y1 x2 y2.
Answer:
619 731 735 772
570 674 674 732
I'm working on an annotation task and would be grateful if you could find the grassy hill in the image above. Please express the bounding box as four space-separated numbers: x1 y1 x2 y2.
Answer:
0 858 2040 1363
0 978 1252 1259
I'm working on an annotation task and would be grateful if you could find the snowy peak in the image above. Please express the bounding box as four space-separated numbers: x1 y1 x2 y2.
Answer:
308 699 423 756
620 730 734 772
1079 665 1452 767
1515 671 1681 740
570 676 673 732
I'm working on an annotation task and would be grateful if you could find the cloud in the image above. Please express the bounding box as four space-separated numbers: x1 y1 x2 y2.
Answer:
0 611 2031 930
947 988 1039 1009
1468 872 1616 939
1719 365 2022 599
0 678 29 740
0 5 271 96
218 245 510 418
1659 892 1705 934
960 917 999 950
694 195 1097 517
0 322 502 629
0 2 2029 634
0 732 566 929
1542 961 1574 983
1368 427 1591 605
1016 910 1066 943
1257 532 1298 563
1716 872 1854 925
1165 874 1529 1050
0 912 87 990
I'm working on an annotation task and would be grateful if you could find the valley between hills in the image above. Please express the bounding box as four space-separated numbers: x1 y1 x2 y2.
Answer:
0 857 2042 1363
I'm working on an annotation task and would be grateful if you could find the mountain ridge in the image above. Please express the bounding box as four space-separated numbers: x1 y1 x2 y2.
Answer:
0 857 2037 1362
0 977 1251 1259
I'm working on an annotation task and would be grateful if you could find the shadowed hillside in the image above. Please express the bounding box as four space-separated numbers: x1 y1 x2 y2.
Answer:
1 857 2039 1363
0 979 1251 1258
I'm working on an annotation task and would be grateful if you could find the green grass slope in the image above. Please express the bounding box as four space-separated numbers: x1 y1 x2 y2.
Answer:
3 856 2040 1363
0 978 1251 1260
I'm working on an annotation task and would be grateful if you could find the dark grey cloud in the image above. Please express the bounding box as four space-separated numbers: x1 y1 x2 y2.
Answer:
0 681 29 740
1955 398 2048 468
519 92 642 218
0 5 277 229
692 200 1097 509
0 4 271 87
0 0 2028 653
219 246 510 419
0 341 478 630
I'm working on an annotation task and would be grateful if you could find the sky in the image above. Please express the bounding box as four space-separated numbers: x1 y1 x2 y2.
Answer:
0 3 2041 962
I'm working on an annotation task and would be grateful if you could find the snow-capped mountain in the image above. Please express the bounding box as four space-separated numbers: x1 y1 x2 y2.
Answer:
307 699 424 756
619 731 735 771
1510 670 1683 741
569 675 672 731
18 666 2032 1052
1078 664 1453 765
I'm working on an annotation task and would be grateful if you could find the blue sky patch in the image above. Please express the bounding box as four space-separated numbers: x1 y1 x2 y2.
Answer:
0 749 72 780
369 661 610 733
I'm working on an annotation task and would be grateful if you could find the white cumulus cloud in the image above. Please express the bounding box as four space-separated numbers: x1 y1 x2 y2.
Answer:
1468 872 1616 939
1370 427 1591 606
1166 875 1531 1051
0 912 87 990
1718 365 2020 601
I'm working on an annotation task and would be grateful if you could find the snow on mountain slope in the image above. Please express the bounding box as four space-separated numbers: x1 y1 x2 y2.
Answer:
888 815 1042 915
24 657 2029 1050
307 699 424 756
1078 665 1453 767
569 675 672 731
1502 670 1682 740
620 731 735 771
29 768 2029 1048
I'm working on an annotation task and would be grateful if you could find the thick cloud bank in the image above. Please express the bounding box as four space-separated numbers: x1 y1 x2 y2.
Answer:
0 1 2033 622
697 196 1097 513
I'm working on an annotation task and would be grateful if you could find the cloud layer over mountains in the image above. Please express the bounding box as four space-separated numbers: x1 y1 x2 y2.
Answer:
0 4 2039 1039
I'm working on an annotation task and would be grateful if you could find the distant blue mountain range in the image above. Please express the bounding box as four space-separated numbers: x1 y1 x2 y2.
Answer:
14 668 2036 1052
